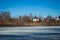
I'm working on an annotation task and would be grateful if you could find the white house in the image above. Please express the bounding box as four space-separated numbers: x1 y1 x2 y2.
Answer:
55 17 59 21
33 16 39 22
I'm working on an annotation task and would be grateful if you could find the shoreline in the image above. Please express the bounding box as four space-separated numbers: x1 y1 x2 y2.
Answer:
0 22 60 27
0 25 60 27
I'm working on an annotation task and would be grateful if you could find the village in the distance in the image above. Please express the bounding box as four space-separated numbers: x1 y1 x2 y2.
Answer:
0 11 60 26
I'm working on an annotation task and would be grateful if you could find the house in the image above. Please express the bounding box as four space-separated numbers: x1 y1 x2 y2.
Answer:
55 17 59 21
33 16 39 22
45 16 53 22
45 18 49 22
40 18 45 22
54 17 60 22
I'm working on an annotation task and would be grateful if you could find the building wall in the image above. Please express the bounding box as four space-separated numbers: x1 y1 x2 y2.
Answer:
33 18 39 22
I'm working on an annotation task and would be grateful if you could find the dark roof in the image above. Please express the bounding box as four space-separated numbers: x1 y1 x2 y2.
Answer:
33 16 38 19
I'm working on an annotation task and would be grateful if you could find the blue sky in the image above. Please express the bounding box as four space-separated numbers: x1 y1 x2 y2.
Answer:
0 0 60 18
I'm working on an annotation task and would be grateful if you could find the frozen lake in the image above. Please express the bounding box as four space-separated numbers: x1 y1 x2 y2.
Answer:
0 26 60 40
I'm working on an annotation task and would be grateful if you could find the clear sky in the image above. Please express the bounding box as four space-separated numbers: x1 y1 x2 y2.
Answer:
0 0 60 18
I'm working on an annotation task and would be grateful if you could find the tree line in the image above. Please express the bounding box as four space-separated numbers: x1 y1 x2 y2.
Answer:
0 11 60 26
